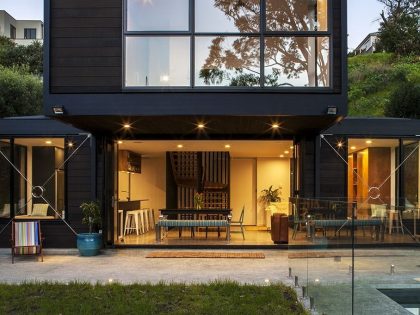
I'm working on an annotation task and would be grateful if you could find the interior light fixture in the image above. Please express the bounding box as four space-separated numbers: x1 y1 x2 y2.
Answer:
284 150 290 154
290 146 294 149
225 144 231 149
68 142 74 147
197 123 205 129
52 106 65 115
350 146 356 150
280 155 284 158
117 140 123 144
272 123 280 129
366 140 373 144
123 123 131 129
177 144 184 148
337 142 343 148
45 140 52 145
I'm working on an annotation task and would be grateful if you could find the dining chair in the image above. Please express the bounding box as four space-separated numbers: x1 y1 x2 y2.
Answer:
230 206 245 240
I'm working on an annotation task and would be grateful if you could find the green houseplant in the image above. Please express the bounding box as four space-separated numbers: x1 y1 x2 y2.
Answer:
260 185 282 205
77 201 102 256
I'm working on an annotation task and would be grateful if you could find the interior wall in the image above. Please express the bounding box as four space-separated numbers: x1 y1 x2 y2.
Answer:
230 158 256 225
118 156 166 221
390 147 396 207
256 158 291 226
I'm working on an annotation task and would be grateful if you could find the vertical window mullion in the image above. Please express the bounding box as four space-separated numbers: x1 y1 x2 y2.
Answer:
190 0 195 88
260 0 266 88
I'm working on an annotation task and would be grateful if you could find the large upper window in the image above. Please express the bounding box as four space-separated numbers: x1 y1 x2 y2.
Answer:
124 0 330 88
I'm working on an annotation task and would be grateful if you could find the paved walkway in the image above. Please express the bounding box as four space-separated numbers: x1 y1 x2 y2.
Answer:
1 248 419 314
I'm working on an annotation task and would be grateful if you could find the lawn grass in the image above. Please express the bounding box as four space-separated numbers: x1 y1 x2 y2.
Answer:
0 281 308 315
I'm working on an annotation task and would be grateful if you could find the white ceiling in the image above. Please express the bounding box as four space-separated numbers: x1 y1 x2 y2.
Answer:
119 140 294 158
14 138 64 148
348 138 400 154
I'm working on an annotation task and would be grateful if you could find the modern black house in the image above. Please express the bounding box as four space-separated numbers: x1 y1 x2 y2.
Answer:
0 0 419 248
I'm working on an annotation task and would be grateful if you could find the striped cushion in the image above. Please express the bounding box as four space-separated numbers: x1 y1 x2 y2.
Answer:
158 220 229 228
312 219 383 228
14 221 40 247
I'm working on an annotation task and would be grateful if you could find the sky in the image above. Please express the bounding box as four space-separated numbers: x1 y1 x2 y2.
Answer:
1 0 385 51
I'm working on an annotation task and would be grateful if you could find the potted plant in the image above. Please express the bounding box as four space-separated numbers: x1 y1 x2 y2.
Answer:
260 186 282 230
77 201 102 256
194 192 204 209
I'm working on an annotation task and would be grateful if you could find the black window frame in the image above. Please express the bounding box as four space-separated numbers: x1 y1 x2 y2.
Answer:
24 28 37 39
122 0 334 91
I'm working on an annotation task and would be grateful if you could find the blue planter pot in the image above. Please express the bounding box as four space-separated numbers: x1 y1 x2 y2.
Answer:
77 233 102 256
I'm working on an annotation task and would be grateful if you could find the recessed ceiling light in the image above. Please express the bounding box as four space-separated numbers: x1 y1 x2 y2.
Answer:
337 142 343 148
350 146 356 150
45 140 52 145
284 150 289 154
117 140 123 144
225 144 231 149
177 144 183 148
68 142 74 147
290 146 294 149
366 140 372 144
123 124 131 129
197 123 205 129
280 155 284 158
272 123 280 129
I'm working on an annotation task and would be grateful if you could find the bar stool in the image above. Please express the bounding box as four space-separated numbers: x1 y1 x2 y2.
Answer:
124 210 140 236
141 208 150 233
388 210 404 235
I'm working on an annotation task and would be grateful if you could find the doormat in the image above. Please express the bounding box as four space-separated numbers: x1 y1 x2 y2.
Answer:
288 252 407 259
146 252 265 259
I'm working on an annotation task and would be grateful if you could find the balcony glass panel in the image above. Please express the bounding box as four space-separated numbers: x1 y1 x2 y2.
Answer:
264 36 330 87
195 36 260 87
126 37 191 87
126 0 189 31
266 0 328 31
195 0 260 33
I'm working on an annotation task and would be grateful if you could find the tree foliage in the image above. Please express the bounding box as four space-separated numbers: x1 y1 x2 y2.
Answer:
384 80 420 118
376 0 420 55
0 36 43 76
199 0 329 87
0 67 43 118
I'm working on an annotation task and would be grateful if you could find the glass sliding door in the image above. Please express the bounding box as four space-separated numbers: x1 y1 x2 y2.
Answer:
0 140 11 218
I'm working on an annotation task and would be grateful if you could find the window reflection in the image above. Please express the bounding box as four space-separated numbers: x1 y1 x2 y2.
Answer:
195 0 260 33
0 140 11 218
126 37 190 87
266 0 328 31
264 36 329 87
126 0 189 31
195 36 260 87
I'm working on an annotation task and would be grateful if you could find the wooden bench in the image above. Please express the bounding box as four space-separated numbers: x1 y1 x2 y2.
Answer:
308 219 385 241
156 219 231 241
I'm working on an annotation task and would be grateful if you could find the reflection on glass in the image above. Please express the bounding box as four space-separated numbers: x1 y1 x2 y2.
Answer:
13 138 66 219
264 37 329 87
403 140 419 209
347 139 400 209
195 0 260 33
126 37 190 87
0 140 11 218
266 0 328 31
126 0 189 31
195 36 260 87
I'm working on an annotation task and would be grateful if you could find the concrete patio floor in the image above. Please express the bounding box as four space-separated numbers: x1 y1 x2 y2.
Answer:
0 248 419 314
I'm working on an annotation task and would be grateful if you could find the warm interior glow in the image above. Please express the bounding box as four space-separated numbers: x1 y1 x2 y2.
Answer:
366 140 373 144
337 142 343 148
68 142 73 147
284 150 289 154
225 144 231 148
45 140 52 145
118 140 123 144
351 146 356 150
123 124 131 129
272 123 280 129
177 144 184 148
197 123 205 129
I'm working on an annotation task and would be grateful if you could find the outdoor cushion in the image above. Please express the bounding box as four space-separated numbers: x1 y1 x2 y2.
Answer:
158 220 229 228
31 204 49 216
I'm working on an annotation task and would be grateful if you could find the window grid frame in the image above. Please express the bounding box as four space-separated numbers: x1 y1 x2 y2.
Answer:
122 0 333 90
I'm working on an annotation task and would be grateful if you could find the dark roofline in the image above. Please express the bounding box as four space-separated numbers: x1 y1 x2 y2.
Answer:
324 117 420 137
0 116 85 136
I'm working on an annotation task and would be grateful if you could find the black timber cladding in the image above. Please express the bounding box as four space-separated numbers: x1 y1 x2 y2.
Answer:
50 0 122 93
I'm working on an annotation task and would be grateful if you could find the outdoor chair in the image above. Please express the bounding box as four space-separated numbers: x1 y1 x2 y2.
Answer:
11 219 43 263
292 204 307 240
230 206 245 240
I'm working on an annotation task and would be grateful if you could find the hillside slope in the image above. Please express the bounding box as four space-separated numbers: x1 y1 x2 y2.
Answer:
348 53 420 117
